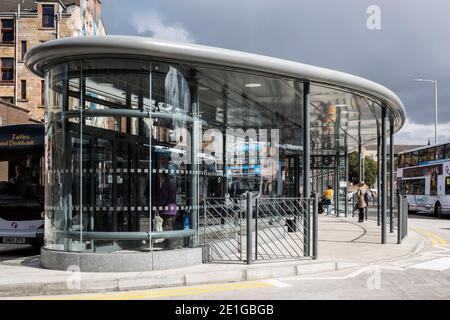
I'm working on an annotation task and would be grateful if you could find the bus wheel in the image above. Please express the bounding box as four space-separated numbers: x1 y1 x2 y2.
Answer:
434 203 442 219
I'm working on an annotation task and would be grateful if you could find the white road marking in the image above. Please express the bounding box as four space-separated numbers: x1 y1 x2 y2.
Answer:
279 265 405 282
262 279 291 288
408 257 450 271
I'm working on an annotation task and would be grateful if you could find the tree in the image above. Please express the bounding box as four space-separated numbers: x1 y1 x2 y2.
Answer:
348 151 377 187
348 151 359 184
364 156 377 188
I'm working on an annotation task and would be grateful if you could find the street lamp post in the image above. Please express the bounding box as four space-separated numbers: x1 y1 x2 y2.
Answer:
414 79 438 144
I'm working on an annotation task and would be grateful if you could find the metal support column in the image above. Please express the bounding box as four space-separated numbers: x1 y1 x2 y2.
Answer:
344 145 349 217
397 195 402 244
381 106 387 244
390 121 395 233
189 74 200 246
335 155 340 217
358 115 362 183
302 82 311 256
377 128 381 226
302 82 311 198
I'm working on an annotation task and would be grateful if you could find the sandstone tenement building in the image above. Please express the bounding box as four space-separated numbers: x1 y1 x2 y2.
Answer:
0 0 105 125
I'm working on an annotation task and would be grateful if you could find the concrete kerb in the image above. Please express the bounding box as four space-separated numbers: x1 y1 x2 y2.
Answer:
366 229 429 266
335 216 430 267
0 259 339 297
0 218 428 297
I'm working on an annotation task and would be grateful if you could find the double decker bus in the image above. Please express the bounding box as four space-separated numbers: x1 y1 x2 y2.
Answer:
0 124 45 246
397 142 450 218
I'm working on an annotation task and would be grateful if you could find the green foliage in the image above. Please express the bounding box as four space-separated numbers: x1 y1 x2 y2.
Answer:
348 152 359 184
364 156 377 188
348 151 378 187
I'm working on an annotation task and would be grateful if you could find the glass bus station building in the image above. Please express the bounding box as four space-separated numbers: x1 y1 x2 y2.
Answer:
25 36 406 271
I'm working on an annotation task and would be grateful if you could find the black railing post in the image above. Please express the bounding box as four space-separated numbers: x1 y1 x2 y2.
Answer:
390 121 395 233
255 198 258 261
246 192 253 265
381 105 387 244
313 195 319 259
202 199 208 262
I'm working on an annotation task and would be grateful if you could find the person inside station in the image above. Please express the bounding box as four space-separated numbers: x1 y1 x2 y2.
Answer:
157 172 178 249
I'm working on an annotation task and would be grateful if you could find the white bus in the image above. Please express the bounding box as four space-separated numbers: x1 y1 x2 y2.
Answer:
397 142 450 218
0 124 45 246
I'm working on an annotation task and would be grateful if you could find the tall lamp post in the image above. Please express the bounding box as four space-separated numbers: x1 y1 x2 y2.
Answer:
413 79 438 144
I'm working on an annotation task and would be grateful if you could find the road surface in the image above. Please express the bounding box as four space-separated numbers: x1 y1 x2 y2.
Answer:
4 212 449 300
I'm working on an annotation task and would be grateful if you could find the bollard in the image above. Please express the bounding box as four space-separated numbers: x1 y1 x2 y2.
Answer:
405 196 408 236
313 194 319 259
352 195 355 218
246 192 253 265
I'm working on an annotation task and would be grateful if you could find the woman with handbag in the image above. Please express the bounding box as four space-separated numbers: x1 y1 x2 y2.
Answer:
356 182 368 223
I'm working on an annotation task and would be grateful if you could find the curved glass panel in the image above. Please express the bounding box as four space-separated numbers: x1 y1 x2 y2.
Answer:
43 56 397 253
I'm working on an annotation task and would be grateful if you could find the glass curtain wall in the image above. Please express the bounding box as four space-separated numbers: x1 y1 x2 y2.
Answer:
309 83 386 214
43 56 398 253
45 59 200 253
195 68 304 200
48 56 403 253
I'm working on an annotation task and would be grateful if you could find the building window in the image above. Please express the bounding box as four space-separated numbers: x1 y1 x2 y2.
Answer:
1 19 14 43
20 80 26 100
446 177 450 195
0 58 14 81
41 80 45 105
0 97 14 104
42 5 55 28
21 41 27 60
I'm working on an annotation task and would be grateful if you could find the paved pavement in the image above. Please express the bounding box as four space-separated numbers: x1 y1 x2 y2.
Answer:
15 212 449 300
0 212 430 299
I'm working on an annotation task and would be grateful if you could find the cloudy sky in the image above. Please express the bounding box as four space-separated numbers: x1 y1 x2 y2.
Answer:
101 0 450 145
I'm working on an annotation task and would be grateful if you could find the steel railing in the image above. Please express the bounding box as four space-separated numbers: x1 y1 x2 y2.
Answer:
201 197 244 263
201 193 319 264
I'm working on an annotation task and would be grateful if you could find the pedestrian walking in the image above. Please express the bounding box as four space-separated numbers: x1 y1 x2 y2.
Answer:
356 182 367 222
323 185 334 216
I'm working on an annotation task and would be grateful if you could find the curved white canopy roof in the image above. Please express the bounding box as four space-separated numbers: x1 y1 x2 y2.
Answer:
25 35 406 133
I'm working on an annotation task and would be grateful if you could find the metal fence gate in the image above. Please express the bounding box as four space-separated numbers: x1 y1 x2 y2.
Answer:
201 197 244 263
201 193 318 264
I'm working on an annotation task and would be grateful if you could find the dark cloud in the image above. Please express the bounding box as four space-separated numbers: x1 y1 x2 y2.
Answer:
101 0 450 127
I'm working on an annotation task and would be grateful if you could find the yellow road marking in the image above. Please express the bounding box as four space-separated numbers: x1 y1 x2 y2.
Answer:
32 281 274 300
412 228 447 246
